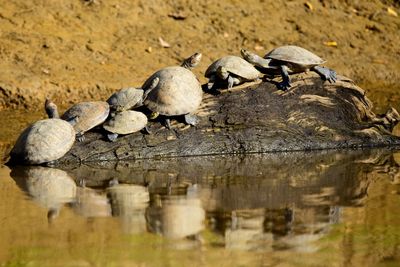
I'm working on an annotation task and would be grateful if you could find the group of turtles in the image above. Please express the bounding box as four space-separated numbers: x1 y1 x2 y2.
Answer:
10 45 337 165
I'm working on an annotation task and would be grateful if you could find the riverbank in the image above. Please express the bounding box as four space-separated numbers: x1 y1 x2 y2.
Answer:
0 0 399 112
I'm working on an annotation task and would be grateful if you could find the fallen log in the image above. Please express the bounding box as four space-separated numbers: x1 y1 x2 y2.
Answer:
55 73 400 166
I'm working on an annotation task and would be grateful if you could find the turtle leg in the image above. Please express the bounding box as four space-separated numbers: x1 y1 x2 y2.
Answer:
107 133 119 142
76 132 85 142
207 74 217 91
227 75 236 89
164 118 172 129
312 66 337 83
277 65 291 91
142 125 152 135
184 114 199 126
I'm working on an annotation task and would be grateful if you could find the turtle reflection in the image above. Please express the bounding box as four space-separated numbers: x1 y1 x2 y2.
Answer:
107 183 150 234
72 186 112 218
146 191 205 241
10 166 77 222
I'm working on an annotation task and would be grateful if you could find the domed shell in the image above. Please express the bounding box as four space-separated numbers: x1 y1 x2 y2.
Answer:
103 110 148 134
265 45 325 67
11 119 75 164
107 87 144 111
61 101 110 134
142 66 203 116
205 56 261 80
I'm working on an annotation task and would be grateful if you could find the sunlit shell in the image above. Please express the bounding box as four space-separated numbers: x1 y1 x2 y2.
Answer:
11 119 75 164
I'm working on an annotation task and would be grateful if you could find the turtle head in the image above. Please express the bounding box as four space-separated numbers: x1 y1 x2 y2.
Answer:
181 52 202 69
240 48 257 64
45 98 59 119
216 66 229 80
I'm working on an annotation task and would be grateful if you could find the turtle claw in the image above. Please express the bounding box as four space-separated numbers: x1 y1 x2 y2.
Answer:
76 133 85 142
313 66 337 83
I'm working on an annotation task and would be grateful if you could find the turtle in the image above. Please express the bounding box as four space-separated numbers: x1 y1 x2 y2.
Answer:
61 101 110 142
106 77 160 112
205 55 262 91
103 110 149 142
10 100 75 165
241 45 337 91
141 52 203 129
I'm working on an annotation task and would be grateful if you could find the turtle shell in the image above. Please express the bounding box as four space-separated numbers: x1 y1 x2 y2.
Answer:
142 66 203 116
103 110 148 135
107 87 144 111
265 45 325 67
10 119 75 164
205 56 261 80
61 101 110 134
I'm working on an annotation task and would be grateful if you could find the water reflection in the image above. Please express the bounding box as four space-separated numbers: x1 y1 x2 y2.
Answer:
11 166 77 221
8 149 400 254
107 184 149 234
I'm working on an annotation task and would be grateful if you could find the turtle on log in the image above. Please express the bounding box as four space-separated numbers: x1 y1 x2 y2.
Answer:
142 53 203 129
9 99 75 165
205 55 262 92
241 45 337 90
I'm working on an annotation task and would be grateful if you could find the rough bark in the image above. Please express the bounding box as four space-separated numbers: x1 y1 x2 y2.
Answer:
55 73 400 166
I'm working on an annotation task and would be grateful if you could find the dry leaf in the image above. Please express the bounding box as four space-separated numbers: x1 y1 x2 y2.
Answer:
304 2 313 11
168 12 187 20
254 45 265 51
372 59 386 64
387 7 398 17
158 37 171 48
323 41 338 47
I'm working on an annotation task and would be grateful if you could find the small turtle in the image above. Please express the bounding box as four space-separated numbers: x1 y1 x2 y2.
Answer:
241 45 337 90
10 100 75 165
205 55 262 91
61 101 110 142
142 52 203 129
106 77 160 112
103 110 149 142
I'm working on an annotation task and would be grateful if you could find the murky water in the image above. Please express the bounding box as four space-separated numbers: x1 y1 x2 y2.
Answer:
1 111 400 266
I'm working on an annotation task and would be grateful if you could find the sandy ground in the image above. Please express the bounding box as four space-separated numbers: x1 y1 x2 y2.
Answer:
0 0 399 112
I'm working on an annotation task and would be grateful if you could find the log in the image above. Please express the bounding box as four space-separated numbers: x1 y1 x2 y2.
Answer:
55 73 400 166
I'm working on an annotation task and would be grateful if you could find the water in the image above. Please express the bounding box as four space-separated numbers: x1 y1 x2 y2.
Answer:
1 110 400 266
1 148 400 267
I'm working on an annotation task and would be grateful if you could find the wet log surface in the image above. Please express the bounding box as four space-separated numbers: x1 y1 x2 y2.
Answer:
55 73 400 167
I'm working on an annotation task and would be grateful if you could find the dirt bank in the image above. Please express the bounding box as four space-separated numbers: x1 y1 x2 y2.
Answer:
0 0 399 112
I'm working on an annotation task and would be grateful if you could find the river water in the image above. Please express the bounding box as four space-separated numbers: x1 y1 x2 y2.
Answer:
1 111 400 267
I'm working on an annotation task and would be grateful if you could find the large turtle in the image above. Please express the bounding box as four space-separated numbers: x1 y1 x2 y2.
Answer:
142 53 203 129
241 45 337 90
205 55 262 91
103 110 149 142
10 100 75 165
106 77 159 112
61 101 110 142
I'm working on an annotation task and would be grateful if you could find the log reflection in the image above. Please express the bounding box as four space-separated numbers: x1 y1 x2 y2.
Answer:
9 149 400 251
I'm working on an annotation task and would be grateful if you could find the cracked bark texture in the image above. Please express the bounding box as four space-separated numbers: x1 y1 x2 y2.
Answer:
54 73 400 167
